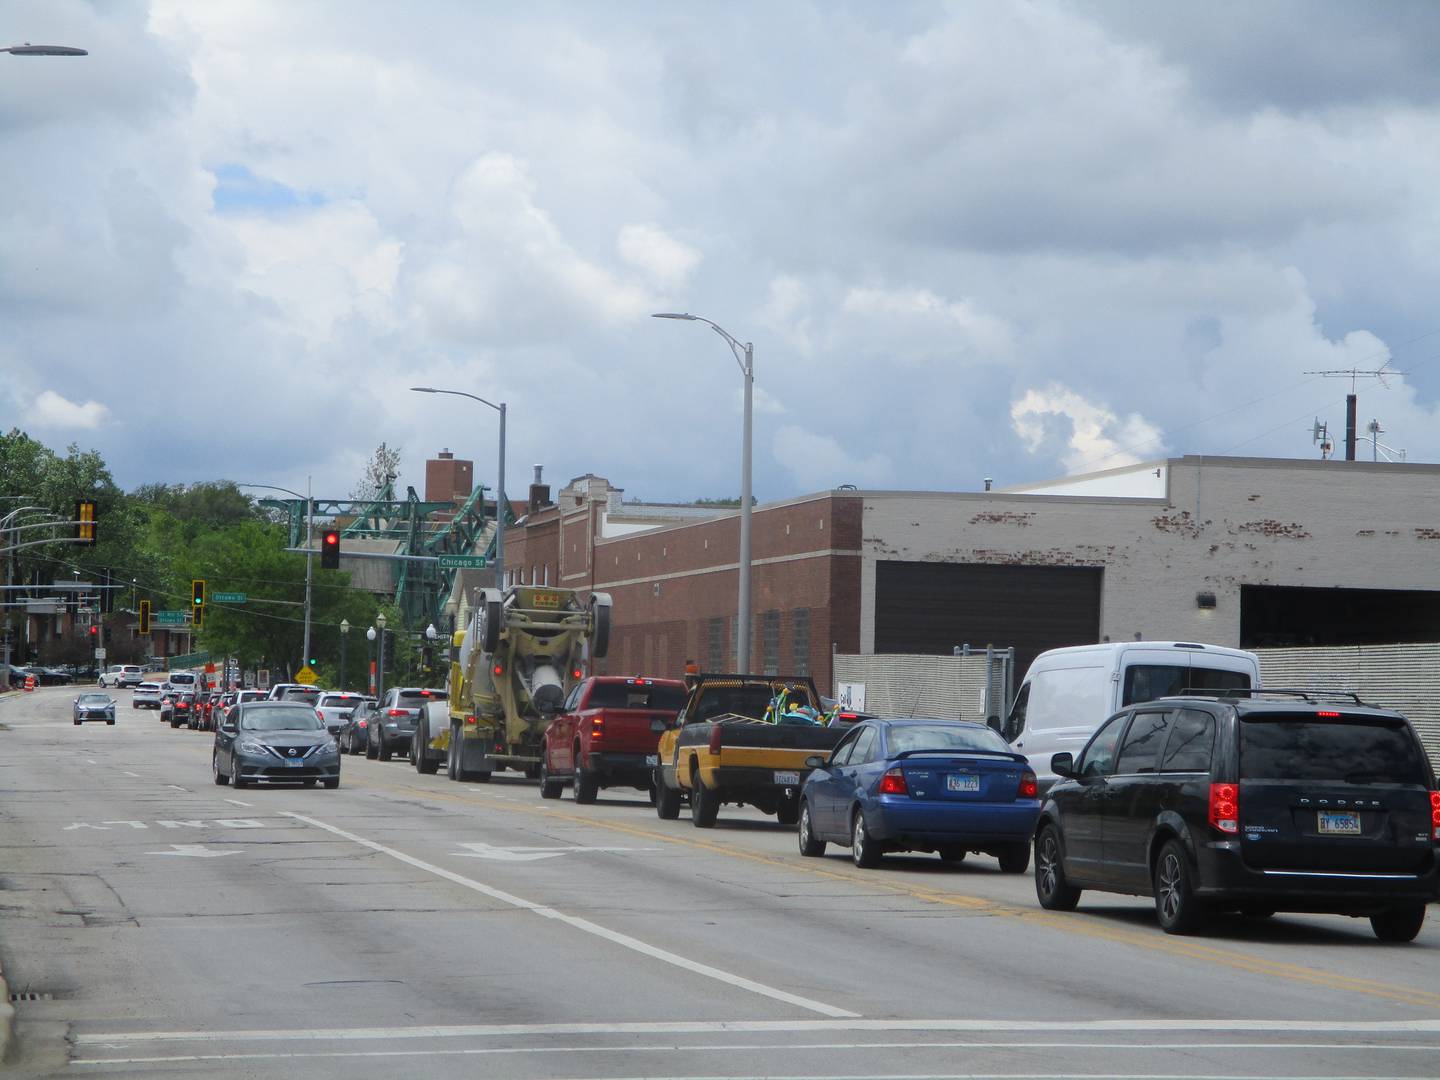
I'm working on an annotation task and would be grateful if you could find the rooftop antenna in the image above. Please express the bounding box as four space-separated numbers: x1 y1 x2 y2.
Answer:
1310 418 1333 460
1303 365 1394 461
1364 418 1407 463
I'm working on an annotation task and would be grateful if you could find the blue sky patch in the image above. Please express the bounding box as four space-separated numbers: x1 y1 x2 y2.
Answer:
211 163 327 213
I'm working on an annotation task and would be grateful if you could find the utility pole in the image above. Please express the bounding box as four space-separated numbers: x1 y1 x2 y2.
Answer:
1306 367 1393 462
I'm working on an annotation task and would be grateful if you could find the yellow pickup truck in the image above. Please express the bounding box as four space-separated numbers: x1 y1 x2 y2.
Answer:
652 673 847 828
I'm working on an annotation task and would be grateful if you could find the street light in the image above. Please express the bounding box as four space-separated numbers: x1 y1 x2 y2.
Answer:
372 612 388 699
339 618 350 691
652 312 754 670
2 44 88 56
410 387 506 591
239 480 314 677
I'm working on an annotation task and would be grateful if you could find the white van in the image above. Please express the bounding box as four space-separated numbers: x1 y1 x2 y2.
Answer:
1003 641 1260 790
163 671 200 694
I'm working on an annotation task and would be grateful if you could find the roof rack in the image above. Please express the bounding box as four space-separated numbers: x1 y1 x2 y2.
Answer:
1173 687 1376 707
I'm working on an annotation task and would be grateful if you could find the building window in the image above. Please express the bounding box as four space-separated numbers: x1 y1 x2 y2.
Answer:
762 610 781 675
708 617 725 671
792 608 810 677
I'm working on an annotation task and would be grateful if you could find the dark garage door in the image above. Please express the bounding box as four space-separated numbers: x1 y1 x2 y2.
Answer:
875 561 1103 678
1241 584 1440 648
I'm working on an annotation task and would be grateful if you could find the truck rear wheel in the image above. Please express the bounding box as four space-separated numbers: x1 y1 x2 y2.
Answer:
573 749 598 803
690 771 719 828
416 736 439 775
655 769 681 819
477 592 502 653
446 724 463 780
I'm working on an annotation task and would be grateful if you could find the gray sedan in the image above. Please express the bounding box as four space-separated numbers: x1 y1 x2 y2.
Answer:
73 692 116 726
212 701 341 789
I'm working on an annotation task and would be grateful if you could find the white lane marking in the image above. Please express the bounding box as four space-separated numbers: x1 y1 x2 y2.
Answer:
73 1018 1440 1045
87 759 98 764
452 841 656 862
122 771 141 777
145 845 242 858
222 798 251 807
277 811 858 1020
165 784 187 791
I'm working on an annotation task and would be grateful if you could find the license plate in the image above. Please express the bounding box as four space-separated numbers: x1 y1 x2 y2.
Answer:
284 759 304 768
646 754 658 766
946 773 980 793
774 771 800 785
1318 811 1360 835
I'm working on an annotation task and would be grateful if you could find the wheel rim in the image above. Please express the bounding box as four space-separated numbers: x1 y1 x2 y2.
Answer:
799 806 811 847
852 814 865 858
1157 852 1182 921
1038 833 1060 897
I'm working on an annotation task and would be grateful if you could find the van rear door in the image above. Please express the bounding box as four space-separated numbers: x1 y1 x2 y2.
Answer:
1237 712 1435 873
1119 648 1255 707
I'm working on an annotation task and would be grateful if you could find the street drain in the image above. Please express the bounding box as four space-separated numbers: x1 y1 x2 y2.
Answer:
10 992 52 1002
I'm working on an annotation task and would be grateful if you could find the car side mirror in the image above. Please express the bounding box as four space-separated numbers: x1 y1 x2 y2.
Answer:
1050 752 1075 779
985 715 1002 734
804 754 828 770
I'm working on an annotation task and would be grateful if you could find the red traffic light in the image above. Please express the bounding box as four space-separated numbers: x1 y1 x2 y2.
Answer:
88 625 98 636
321 530 341 569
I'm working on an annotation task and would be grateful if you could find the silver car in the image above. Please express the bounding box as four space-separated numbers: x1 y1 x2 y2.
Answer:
315 692 369 738
212 701 341 789
73 692 116 726
132 682 164 709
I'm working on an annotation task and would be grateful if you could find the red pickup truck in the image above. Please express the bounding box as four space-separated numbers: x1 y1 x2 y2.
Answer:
539 676 687 802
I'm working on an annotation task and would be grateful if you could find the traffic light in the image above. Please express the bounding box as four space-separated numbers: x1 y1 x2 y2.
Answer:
88 625 98 639
192 579 206 608
308 655 318 668
138 600 151 634
193 604 204 629
75 500 97 545
320 530 341 570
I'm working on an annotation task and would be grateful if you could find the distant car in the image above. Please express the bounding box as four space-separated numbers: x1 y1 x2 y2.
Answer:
73 692 116 725
198 691 224 730
315 692 367 737
25 666 72 687
168 692 199 728
267 682 320 701
99 665 144 688
133 682 164 710
213 700 341 789
339 699 378 755
1033 690 1440 941
797 718 1039 872
368 687 447 761
163 671 200 695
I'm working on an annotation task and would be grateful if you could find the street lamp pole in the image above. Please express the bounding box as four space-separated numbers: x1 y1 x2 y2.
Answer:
339 619 350 691
652 313 754 670
410 387 506 591
375 612 387 699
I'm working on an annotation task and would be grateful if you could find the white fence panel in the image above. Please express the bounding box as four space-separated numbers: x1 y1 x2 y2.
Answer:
831 653 1008 723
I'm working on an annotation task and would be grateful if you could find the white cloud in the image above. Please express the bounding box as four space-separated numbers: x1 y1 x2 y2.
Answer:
32 391 108 431
1011 385 1165 474
617 224 700 290
774 425 891 490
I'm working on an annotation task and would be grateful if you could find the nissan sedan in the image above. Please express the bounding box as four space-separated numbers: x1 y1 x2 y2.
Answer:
212 701 341 789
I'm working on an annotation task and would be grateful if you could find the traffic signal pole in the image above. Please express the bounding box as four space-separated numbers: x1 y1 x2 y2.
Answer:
301 474 313 678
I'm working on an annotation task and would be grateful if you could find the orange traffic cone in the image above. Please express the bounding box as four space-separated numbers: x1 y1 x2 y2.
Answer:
23 674 35 692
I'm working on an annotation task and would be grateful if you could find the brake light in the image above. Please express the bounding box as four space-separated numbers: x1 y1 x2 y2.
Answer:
1430 791 1440 840
1316 710 1341 718
420 690 431 697
316 710 324 721
493 663 504 677
591 718 603 739
357 720 368 728
708 725 723 754
878 767 908 795
465 714 478 726
1209 782 1239 834
388 708 405 717
1018 771 1038 798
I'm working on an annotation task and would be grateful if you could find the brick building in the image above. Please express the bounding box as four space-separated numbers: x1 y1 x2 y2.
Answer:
495 456 1440 694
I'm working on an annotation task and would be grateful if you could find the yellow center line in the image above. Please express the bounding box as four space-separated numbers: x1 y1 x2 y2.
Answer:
358 774 1440 1011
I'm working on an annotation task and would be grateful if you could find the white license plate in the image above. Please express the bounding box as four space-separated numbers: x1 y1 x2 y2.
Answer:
946 773 980 793
1318 811 1360 835
645 754 658 766
284 759 304 768
774 771 800 785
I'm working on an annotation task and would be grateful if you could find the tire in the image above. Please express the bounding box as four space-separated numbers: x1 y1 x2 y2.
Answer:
997 842 1031 874
477 594 502 653
539 752 562 799
366 731 379 759
775 797 800 827
232 766 248 790
1371 904 1426 942
851 808 883 868
213 751 229 786
590 595 611 658
1154 839 1208 935
573 753 598 804
73 718 81 726
323 778 340 790
655 770 681 820
690 771 719 828
378 736 392 762
797 801 825 857
416 738 439 775
447 726 461 779
938 846 967 864
106 718 114 725
1035 825 1081 911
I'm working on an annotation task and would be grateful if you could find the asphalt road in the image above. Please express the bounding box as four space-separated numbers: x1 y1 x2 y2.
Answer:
1 686 1438 1080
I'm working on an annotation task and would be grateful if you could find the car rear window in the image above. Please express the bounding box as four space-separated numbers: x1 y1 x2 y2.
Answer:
887 724 1009 755
398 690 447 703
319 695 360 707
585 683 685 711
279 688 321 704
1240 714 1428 785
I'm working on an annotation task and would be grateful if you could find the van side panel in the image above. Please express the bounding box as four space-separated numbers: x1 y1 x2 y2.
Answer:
1013 663 1110 776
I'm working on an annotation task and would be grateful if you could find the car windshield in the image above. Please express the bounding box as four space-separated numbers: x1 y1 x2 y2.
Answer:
1240 714 1428 784
887 723 1009 755
587 682 686 710
240 707 325 732
78 694 110 704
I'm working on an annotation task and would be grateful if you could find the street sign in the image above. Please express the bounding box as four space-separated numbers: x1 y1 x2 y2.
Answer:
94 647 106 661
168 650 211 668
293 666 317 685
153 610 188 626
437 554 487 570
212 592 246 604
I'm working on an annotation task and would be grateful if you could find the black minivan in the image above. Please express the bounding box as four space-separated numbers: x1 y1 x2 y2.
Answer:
1033 690 1440 941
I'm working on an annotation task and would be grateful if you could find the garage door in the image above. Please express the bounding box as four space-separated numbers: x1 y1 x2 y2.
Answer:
874 561 1103 679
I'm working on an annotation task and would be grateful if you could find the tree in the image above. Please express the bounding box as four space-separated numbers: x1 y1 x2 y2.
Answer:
352 442 401 502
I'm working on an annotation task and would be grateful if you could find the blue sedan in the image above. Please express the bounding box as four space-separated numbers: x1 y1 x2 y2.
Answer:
797 718 1040 872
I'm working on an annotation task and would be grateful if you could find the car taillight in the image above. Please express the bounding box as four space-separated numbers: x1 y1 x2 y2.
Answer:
878 767 908 795
708 725 723 754
316 710 325 721
1018 771 1038 798
388 708 405 717
357 720 368 728
591 717 603 739
1430 791 1440 840
1209 782 1239 834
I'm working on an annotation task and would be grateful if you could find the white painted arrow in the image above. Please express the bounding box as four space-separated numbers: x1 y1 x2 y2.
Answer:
146 844 242 858
451 842 653 861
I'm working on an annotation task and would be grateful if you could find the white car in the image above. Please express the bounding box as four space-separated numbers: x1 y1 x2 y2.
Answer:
315 692 369 738
99 664 144 688
132 682 164 709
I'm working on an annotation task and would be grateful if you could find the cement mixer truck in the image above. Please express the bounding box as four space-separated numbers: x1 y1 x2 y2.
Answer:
430 584 612 782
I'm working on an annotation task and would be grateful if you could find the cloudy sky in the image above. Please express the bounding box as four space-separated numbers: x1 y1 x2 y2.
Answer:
4 1 1440 506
